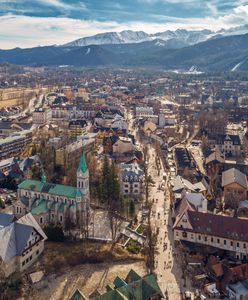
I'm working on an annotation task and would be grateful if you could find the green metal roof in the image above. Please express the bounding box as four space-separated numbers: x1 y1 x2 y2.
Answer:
18 179 78 198
70 271 163 300
30 198 75 215
113 276 127 289
125 269 142 283
31 199 48 215
70 289 87 300
77 152 88 173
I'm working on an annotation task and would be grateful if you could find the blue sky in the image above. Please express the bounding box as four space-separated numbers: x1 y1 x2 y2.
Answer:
0 0 247 48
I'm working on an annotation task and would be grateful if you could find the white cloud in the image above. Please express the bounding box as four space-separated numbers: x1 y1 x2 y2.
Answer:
0 5 247 49
36 0 87 10
206 3 218 16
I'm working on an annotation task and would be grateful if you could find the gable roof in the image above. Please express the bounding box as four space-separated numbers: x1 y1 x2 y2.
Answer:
17 213 47 240
205 150 224 165
222 168 248 189
0 222 33 261
181 211 248 242
0 213 16 228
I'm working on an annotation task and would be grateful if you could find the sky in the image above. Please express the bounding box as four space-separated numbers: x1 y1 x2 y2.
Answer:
0 0 247 49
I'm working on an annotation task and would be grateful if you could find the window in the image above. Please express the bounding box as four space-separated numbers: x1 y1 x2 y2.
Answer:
22 261 25 266
36 250 39 255
204 237 207 242
60 215 63 222
30 255 33 261
16 207 19 213
224 240 226 245
217 239 220 244
20 207 22 213
244 244 246 249
182 232 187 238
211 237 214 242
125 190 129 193
191 234 194 239
198 235 201 240
176 231 179 236
40 217 43 224
237 242 240 247
231 241 233 246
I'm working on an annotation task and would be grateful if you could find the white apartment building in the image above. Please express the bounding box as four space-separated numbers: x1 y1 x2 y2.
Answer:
119 162 144 196
0 213 47 277
174 210 248 260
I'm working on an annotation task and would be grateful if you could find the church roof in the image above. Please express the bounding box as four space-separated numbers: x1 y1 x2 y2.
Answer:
77 152 88 173
18 179 78 198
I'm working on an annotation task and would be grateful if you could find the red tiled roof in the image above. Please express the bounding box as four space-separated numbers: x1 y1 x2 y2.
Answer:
180 211 248 242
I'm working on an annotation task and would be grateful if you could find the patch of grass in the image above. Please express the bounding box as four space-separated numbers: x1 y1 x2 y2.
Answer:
126 239 142 254
136 224 147 235
39 241 143 274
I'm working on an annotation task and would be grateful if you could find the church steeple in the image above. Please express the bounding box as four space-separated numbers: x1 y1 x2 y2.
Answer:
77 152 89 197
77 152 88 173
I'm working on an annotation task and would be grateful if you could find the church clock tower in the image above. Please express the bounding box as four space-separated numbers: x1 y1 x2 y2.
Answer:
76 152 90 232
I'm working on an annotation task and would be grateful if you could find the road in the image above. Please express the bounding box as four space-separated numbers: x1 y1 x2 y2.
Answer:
146 146 182 299
127 108 183 299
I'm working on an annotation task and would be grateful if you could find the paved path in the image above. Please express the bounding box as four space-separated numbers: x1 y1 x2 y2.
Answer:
147 146 182 300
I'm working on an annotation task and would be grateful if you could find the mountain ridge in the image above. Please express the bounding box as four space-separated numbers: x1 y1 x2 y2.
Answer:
0 33 247 71
63 25 248 48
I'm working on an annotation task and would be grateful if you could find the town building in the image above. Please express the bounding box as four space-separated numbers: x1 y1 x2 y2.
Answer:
32 108 52 125
0 121 32 137
227 279 248 300
174 148 195 178
222 168 248 207
0 130 32 159
135 106 154 118
0 212 47 277
119 162 144 196
14 153 90 227
174 210 248 260
68 119 87 137
113 137 134 155
212 134 241 158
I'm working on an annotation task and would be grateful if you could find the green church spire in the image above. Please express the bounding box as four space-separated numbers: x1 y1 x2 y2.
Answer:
41 174 46 184
77 152 88 173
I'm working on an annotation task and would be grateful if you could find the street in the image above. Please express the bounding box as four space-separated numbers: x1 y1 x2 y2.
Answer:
147 146 182 299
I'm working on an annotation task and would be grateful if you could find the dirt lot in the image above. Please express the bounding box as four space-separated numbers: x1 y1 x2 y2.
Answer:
18 241 146 300
27 261 146 300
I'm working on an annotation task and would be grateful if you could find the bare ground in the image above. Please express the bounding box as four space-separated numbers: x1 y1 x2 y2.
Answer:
26 261 146 300
17 241 145 300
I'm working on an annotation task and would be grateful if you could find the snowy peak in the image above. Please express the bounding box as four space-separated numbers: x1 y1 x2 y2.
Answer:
64 25 248 48
65 30 150 47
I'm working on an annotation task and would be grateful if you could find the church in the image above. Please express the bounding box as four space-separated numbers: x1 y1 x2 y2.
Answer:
13 152 90 228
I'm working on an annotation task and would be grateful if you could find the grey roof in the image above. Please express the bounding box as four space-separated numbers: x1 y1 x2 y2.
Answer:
238 200 248 210
205 150 224 165
229 279 248 294
172 175 195 193
182 192 207 209
0 222 33 261
0 213 16 228
121 162 144 182
222 168 248 189
17 213 47 241
0 213 47 262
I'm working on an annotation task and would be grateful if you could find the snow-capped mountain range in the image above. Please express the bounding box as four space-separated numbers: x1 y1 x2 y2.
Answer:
64 25 248 47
